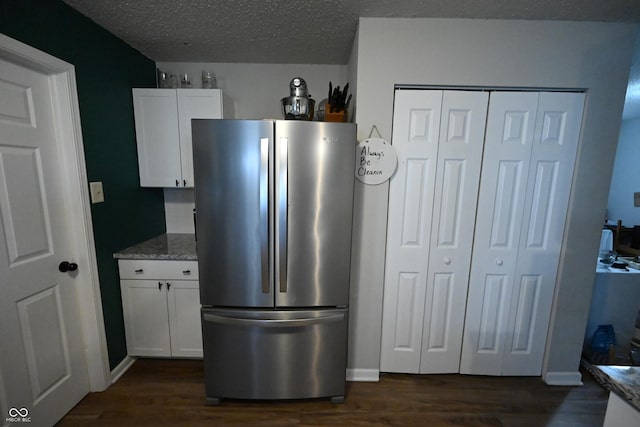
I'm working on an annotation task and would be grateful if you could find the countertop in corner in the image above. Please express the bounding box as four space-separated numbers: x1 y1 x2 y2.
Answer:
584 361 640 412
113 233 197 260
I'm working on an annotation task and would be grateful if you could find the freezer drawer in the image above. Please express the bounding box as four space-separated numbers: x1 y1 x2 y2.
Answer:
201 307 348 402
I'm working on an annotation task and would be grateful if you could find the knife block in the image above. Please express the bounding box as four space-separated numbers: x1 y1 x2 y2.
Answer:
324 105 347 122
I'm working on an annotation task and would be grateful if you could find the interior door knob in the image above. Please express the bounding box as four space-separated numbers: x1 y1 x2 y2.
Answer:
59 261 78 273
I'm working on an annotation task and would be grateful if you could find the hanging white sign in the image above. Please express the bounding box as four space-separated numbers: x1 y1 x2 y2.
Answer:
355 137 397 185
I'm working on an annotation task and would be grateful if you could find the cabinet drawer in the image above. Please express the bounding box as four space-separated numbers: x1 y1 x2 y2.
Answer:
118 259 198 280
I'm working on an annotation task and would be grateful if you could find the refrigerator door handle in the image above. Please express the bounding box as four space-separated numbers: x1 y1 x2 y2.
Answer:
277 136 288 293
202 312 344 328
260 137 270 294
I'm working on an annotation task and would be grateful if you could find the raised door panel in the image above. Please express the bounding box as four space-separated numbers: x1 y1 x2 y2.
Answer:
380 90 442 373
176 89 223 187
132 89 181 187
501 92 584 375
420 91 488 373
121 280 171 357
0 58 89 423
167 281 203 358
460 92 539 375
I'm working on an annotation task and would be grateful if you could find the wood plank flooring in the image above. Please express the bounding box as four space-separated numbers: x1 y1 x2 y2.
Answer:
58 359 609 426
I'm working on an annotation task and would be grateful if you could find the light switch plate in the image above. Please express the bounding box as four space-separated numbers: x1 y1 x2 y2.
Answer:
90 181 105 204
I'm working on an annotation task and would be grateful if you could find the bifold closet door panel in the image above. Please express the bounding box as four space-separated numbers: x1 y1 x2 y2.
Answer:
460 92 540 376
461 91 585 376
501 92 585 375
380 90 443 373
419 91 489 373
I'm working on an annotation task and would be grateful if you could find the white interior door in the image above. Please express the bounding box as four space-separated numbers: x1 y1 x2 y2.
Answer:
501 92 585 375
419 91 488 373
380 90 442 373
380 90 489 374
460 91 584 375
0 57 89 425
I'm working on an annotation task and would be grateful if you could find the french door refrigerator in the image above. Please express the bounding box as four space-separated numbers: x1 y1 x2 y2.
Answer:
192 119 356 404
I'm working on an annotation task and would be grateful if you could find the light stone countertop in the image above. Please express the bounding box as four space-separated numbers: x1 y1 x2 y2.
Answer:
585 362 640 411
113 233 197 260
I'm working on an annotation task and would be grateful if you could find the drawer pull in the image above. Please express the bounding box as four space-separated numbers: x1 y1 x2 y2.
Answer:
167 282 171 291
158 282 163 290
135 269 144 274
182 270 191 275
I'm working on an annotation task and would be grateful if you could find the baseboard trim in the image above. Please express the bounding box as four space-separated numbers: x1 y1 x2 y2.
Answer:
346 368 380 382
111 356 136 384
543 371 583 386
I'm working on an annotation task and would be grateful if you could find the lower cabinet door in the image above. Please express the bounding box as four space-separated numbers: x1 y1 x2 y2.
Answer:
121 280 171 357
167 281 203 357
201 308 348 402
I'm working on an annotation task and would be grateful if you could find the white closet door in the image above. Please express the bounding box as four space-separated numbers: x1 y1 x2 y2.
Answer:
460 91 584 376
501 92 585 375
380 90 443 373
460 92 540 375
419 91 488 373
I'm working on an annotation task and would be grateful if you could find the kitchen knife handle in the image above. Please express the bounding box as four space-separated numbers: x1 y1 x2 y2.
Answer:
278 136 288 293
260 137 270 294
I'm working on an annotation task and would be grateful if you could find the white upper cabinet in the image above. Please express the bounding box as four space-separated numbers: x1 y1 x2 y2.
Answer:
132 89 223 188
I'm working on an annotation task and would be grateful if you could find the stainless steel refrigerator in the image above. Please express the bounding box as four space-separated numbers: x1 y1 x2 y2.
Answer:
192 119 356 404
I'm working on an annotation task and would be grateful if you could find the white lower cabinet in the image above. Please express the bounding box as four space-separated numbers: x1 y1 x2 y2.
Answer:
118 260 202 358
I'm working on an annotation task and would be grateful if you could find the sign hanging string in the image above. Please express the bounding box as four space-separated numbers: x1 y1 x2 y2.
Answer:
368 125 382 139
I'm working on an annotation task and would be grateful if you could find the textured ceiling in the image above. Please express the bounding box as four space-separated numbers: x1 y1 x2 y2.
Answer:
63 0 640 117
63 0 640 65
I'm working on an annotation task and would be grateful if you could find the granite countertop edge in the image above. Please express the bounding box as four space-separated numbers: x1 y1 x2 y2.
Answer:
583 359 640 411
113 233 197 261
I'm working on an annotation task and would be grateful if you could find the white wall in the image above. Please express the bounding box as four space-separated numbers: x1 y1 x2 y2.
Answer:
607 117 640 226
350 18 637 381
156 62 349 233
156 62 348 120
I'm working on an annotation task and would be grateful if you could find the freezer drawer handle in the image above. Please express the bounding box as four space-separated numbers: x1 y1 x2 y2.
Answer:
202 313 344 328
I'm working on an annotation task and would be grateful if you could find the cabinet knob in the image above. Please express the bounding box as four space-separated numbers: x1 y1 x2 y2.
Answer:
175 179 179 187
443 257 451 265
135 269 144 274
166 282 171 291
158 281 163 290
496 258 504 266
182 270 191 275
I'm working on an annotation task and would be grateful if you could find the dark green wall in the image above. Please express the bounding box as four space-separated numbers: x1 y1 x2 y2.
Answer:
1 0 167 369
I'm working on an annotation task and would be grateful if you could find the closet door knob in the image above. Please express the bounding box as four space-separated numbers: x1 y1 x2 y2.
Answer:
496 258 504 266
443 257 451 265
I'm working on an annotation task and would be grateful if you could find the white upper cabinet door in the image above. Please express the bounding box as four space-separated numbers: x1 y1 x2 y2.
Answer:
177 89 223 187
460 92 540 376
380 90 443 373
501 92 585 375
133 89 223 188
419 91 488 373
133 89 182 187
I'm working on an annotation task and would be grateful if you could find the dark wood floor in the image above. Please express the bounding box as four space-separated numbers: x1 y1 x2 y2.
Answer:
58 359 608 426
